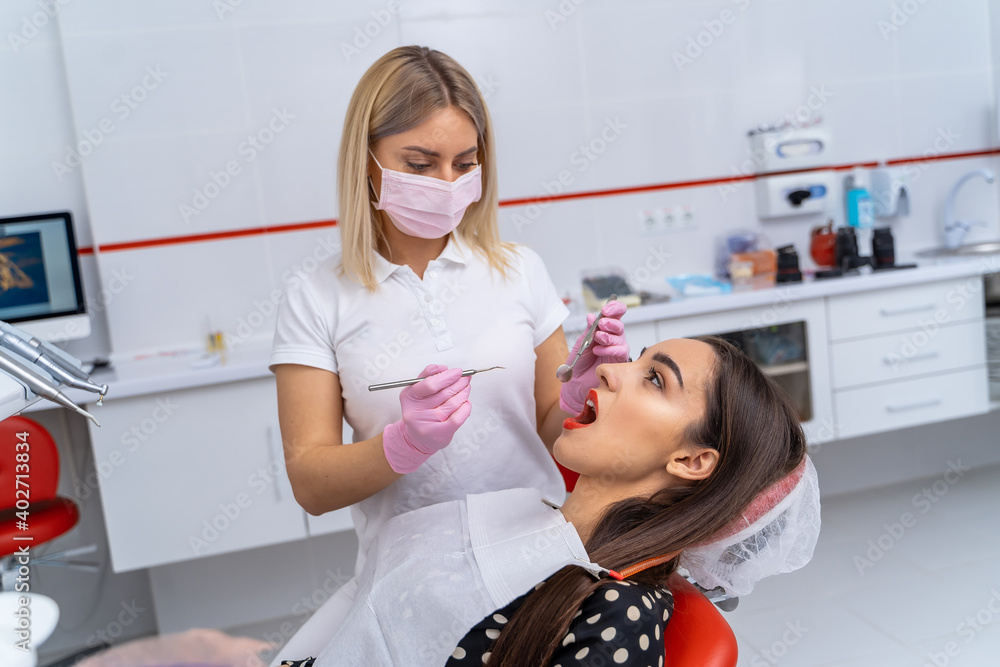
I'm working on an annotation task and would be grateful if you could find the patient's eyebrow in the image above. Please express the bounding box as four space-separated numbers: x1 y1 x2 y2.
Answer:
652 351 684 389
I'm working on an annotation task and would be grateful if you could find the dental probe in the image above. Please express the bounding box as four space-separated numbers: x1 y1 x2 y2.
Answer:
0 347 101 426
0 331 109 399
556 294 617 383
368 366 504 392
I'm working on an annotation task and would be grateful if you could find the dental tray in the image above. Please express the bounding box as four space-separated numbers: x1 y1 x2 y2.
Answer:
582 274 641 311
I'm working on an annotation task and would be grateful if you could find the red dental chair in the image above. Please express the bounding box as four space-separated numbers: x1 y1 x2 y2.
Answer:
0 415 85 667
0 415 80 559
557 462 739 667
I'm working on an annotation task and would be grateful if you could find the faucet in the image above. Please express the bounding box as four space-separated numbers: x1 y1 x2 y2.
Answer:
943 168 995 249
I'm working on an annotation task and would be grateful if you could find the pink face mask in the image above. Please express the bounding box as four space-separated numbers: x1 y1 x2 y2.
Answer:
370 151 482 239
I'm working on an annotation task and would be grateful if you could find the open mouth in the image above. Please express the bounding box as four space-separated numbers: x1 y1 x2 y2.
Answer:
563 389 598 430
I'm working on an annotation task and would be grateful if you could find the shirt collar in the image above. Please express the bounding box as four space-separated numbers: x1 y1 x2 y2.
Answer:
372 234 469 284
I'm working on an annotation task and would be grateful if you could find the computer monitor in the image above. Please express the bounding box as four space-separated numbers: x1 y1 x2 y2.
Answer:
0 211 89 342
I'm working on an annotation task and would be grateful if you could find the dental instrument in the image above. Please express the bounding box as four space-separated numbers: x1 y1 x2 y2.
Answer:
0 347 101 426
0 327 109 402
368 366 504 392
556 294 616 383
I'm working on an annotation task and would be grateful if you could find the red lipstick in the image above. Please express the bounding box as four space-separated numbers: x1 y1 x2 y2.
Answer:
563 389 598 430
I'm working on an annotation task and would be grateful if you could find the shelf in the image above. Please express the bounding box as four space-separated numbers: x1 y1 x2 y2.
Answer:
760 361 809 377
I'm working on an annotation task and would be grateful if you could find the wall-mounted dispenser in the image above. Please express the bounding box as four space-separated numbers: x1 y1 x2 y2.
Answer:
749 125 832 173
869 165 910 218
750 125 834 219
755 170 835 218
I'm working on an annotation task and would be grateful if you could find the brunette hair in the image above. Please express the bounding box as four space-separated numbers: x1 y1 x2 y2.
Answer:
338 45 513 290
486 337 807 665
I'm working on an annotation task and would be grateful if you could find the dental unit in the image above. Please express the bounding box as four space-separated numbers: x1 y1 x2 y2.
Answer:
0 321 107 425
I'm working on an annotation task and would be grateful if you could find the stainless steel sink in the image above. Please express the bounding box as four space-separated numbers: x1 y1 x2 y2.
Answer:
916 240 1000 257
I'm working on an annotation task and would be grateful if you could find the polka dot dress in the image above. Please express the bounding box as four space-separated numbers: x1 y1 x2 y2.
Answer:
447 579 672 666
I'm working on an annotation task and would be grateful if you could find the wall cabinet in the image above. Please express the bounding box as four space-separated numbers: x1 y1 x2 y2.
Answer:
87 377 351 572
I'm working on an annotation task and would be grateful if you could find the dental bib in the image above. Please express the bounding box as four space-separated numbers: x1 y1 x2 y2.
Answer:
313 488 590 667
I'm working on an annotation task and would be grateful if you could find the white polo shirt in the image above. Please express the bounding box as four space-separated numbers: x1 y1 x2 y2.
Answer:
269 235 569 568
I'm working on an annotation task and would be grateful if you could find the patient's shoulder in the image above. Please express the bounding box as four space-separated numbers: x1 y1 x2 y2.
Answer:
554 581 673 665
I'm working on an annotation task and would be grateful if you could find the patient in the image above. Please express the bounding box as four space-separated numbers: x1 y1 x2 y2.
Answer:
281 337 820 667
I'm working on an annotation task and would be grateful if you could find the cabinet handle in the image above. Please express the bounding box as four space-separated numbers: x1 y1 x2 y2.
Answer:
885 398 943 413
879 303 936 317
883 351 940 364
268 424 293 502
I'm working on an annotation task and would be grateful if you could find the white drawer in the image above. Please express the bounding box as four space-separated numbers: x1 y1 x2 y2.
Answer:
827 277 985 341
834 366 989 439
830 320 987 389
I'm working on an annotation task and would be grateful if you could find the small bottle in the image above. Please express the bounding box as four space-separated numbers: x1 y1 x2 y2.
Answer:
845 168 875 268
845 168 875 230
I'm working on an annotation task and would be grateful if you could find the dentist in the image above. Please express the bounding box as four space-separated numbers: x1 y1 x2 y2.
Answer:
268 46 628 662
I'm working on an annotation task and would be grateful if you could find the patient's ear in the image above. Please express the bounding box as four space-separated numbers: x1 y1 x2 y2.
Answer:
665 444 719 481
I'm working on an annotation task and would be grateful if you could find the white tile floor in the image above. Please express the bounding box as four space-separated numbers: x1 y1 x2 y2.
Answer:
725 461 1000 667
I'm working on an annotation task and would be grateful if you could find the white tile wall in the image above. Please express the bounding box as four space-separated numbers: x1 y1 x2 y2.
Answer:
15 0 1000 354
96 236 274 354
893 0 992 76
399 12 587 114
0 2 111 359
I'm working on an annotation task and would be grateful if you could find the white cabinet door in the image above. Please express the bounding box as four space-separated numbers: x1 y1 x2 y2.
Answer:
834 366 989 439
826 277 984 341
88 378 309 572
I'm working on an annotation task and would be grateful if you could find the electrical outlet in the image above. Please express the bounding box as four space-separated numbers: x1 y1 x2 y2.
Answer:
675 205 697 229
662 207 677 230
638 208 666 235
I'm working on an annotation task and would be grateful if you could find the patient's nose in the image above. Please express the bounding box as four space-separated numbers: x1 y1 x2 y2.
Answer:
595 363 619 392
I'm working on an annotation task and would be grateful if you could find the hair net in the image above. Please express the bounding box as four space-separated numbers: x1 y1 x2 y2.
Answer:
679 455 821 598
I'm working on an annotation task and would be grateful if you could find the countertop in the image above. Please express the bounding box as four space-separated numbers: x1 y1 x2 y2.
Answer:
26 255 999 410
567 256 998 332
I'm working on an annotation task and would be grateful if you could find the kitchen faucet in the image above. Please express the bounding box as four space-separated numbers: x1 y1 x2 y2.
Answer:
943 168 995 249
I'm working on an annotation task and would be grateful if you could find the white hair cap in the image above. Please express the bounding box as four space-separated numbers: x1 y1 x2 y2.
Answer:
679 455 821 598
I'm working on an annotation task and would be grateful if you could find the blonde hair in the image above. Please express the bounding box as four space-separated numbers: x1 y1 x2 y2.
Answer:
337 45 514 290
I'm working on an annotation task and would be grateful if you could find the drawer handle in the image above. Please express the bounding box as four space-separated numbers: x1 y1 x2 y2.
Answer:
879 303 936 316
883 351 940 364
885 398 943 413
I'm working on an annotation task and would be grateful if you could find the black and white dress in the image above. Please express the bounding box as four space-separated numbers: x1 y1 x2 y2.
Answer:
447 578 673 666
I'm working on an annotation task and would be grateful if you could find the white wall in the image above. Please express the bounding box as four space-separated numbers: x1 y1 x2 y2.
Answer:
44 0 1000 357
5 0 1000 657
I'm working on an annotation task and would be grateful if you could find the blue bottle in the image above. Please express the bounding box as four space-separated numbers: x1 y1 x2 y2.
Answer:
845 168 875 229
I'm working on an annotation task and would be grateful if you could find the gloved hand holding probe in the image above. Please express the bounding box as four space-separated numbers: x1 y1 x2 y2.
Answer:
382 364 472 474
559 300 629 415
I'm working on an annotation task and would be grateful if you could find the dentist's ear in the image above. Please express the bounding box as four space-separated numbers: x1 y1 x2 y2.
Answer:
665 444 719 481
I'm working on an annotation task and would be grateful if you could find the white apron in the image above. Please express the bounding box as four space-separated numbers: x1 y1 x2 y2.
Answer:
313 488 594 667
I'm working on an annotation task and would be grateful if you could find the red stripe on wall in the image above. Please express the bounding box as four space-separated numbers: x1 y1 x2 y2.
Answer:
93 219 338 253
84 147 1000 254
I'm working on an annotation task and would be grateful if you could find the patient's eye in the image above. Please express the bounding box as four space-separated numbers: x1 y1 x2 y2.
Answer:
645 367 663 389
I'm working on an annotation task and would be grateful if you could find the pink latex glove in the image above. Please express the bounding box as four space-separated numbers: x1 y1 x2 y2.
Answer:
382 364 472 474
560 300 629 415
